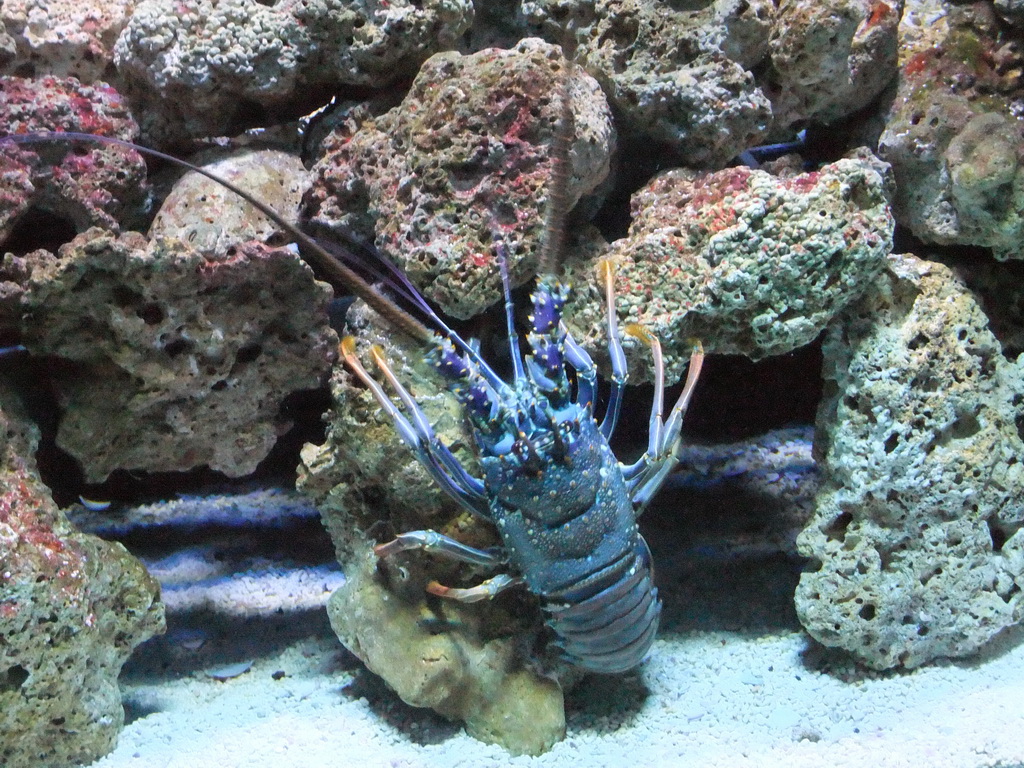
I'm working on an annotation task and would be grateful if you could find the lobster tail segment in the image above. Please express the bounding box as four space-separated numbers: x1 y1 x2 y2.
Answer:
543 538 662 674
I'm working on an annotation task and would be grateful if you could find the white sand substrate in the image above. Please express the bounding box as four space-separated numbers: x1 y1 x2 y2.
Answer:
89 618 1024 768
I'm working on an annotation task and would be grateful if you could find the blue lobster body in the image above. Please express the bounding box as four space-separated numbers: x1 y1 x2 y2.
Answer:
350 268 704 673
485 413 660 672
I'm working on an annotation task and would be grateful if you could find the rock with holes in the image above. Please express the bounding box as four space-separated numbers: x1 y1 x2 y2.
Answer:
305 38 615 319
796 253 1024 670
0 0 135 82
878 0 1024 260
564 152 894 383
0 75 148 238
521 0 772 166
113 0 473 144
18 228 335 481
764 0 902 135
0 380 164 768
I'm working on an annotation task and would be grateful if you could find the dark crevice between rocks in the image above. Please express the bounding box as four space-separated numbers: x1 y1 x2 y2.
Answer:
610 335 823 460
2 207 77 256
646 475 808 636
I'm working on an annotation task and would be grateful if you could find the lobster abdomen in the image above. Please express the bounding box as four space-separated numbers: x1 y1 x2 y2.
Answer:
543 538 661 673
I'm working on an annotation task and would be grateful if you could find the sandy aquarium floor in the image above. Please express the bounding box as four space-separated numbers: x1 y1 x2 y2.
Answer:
82 488 1024 768
88 617 1024 768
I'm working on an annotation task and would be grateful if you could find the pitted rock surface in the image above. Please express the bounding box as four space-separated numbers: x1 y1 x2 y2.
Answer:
765 0 902 133
19 229 335 481
797 253 1024 669
114 0 474 144
0 75 148 237
566 153 894 383
0 384 164 768
522 0 772 165
879 0 1024 259
306 38 615 319
0 0 133 82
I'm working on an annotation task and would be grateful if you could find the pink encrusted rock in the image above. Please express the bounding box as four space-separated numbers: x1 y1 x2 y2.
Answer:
878 0 1024 259
306 38 615 319
19 228 336 482
113 0 473 144
565 153 894 382
0 383 164 768
0 0 135 82
765 0 902 134
0 75 148 236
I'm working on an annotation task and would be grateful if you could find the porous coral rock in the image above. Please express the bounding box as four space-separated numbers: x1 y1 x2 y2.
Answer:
0 0 134 82
306 38 615 318
566 153 894 383
0 382 164 768
114 0 473 144
522 0 773 166
764 0 902 133
0 75 148 236
19 228 335 481
796 253 1024 669
878 0 1024 259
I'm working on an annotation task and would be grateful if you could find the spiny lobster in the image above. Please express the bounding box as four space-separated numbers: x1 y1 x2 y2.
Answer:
3 62 703 673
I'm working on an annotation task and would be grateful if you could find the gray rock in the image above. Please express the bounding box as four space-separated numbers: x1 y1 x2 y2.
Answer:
114 0 474 143
765 0 902 133
796 253 1024 669
0 0 134 82
20 228 336 481
523 0 772 165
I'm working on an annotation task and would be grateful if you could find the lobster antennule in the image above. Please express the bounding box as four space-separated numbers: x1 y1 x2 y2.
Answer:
536 56 576 280
1 130 436 347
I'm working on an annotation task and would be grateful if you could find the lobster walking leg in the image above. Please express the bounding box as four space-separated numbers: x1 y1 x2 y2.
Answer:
624 340 705 509
374 530 506 566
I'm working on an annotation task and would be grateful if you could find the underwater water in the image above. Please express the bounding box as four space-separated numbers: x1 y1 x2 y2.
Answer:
2 0 1024 766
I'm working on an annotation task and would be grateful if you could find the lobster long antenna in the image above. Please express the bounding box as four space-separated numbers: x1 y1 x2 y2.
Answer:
2 131 436 347
536 55 575 279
